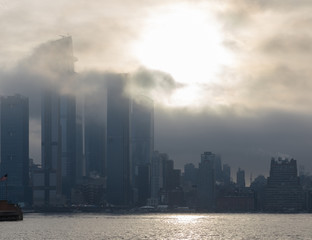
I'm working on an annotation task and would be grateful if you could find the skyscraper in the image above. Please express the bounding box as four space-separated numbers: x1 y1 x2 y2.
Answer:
264 157 304 212
222 164 231 185
34 36 76 206
150 151 165 205
60 94 76 197
84 88 107 177
0 95 29 204
130 96 154 205
236 168 245 188
106 76 132 206
198 151 216 210
38 90 62 205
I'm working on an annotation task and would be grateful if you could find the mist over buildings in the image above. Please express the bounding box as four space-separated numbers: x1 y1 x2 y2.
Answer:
1 0 312 180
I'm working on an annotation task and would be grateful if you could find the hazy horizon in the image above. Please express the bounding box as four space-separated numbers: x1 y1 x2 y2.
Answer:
1 0 312 182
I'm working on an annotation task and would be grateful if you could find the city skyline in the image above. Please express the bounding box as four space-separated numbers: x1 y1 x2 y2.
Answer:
1 1 312 179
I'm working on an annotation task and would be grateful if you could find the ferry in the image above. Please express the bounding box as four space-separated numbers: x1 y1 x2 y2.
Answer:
0 200 23 221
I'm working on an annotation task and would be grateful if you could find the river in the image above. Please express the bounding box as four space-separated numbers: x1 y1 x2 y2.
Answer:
1 213 311 239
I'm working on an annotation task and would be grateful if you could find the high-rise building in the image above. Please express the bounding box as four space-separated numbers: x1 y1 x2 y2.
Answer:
75 97 85 180
149 151 165 205
37 90 62 205
84 88 107 177
198 151 216 210
0 95 29 204
130 96 154 205
236 168 245 188
34 36 76 206
222 164 231 185
214 155 223 182
184 163 198 186
106 76 132 206
60 94 76 197
264 157 304 212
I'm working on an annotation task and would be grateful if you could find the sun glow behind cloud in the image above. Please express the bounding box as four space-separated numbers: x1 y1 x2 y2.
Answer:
132 3 234 107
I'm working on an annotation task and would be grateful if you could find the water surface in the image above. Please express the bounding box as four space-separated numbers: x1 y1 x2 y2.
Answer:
1 213 311 239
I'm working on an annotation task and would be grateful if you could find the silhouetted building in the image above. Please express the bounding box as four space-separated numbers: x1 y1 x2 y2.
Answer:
184 163 198 186
84 89 106 177
250 175 267 211
130 96 154 206
149 151 165 205
160 157 182 206
71 176 106 205
36 90 63 206
198 152 216 210
214 155 223 182
75 99 84 180
264 157 304 212
216 188 255 212
60 94 77 198
35 36 76 206
222 164 231 185
106 76 132 206
0 95 29 204
136 164 150 206
236 168 245 188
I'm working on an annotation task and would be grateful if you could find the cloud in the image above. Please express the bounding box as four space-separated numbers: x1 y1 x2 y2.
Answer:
2 0 312 176
155 107 312 176
126 67 183 106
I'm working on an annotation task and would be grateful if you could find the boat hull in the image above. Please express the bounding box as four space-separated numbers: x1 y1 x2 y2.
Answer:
0 200 23 221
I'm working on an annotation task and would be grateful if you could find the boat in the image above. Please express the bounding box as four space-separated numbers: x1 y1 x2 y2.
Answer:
0 200 23 221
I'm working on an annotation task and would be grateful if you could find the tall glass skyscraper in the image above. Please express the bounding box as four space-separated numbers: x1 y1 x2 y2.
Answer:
34 36 77 206
0 95 29 204
106 76 132 206
84 87 107 177
130 96 154 205
198 151 216 210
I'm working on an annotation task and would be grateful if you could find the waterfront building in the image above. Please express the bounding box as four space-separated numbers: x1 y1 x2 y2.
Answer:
236 168 245 188
222 164 231 185
106 76 132 206
264 157 304 212
60 94 77 198
216 189 255 212
183 163 198 186
250 175 267 211
198 152 216 210
71 176 106 205
130 96 154 206
34 36 77 206
149 151 165 205
75 98 84 180
36 90 63 206
0 95 29 204
84 88 106 177
214 155 223 182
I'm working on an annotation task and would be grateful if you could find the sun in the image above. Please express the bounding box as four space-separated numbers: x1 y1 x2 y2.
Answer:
132 3 233 107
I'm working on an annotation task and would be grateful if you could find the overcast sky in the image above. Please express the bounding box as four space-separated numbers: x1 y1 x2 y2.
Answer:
1 0 312 182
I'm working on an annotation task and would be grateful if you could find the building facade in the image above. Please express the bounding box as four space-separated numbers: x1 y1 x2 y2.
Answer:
130 96 154 206
106 76 132 206
236 168 245 188
198 152 216 210
0 95 29 204
84 88 107 178
264 157 304 212
34 36 76 206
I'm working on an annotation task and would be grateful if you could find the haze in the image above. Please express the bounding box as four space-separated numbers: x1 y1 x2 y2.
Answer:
1 0 312 181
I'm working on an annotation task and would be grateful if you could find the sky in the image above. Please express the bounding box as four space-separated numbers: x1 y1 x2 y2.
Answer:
1 0 312 182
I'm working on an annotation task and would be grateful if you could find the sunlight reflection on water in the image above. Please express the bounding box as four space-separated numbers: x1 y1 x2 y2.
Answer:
0 213 312 239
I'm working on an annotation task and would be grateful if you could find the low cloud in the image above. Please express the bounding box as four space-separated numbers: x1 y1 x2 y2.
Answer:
126 67 184 106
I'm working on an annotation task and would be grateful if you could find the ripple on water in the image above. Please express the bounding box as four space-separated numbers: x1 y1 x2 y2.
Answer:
0 213 312 240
